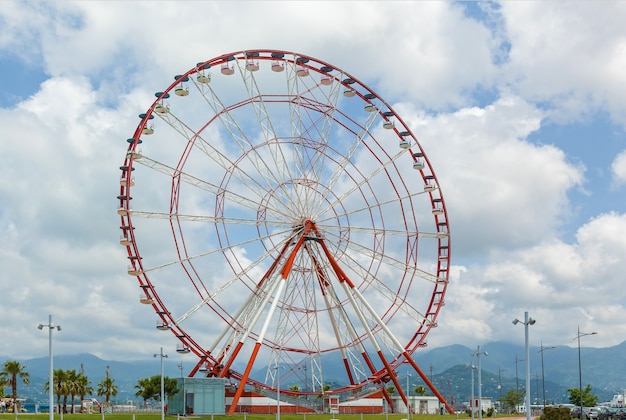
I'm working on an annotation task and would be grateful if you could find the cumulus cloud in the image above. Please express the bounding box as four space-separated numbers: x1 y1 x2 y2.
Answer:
498 1 626 125
0 1 625 363
398 94 584 256
611 150 626 187
431 212 626 349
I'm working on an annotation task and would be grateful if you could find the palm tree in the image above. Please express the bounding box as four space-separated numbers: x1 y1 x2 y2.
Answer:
289 385 301 412
64 369 79 414
0 376 8 398
134 378 154 408
414 385 428 396
75 373 93 411
0 361 30 410
50 368 68 415
97 376 118 404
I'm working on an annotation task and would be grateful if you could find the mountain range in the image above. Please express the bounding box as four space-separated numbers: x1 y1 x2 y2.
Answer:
2 340 624 405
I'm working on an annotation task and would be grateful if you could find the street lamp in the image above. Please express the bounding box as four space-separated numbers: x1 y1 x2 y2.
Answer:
406 372 412 420
513 312 535 420
514 355 525 392
471 346 488 420
575 327 597 419
497 367 509 403
275 365 284 420
154 347 168 420
466 363 477 420
38 315 61 420
538 342 556 409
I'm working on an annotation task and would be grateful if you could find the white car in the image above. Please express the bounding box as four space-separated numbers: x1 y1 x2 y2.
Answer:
585 407 602 420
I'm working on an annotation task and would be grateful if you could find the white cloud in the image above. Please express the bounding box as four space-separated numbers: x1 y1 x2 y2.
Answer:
431 212 626 349
611 149 626 187
499 1 626 125
398 94 584 256
0 1 625 369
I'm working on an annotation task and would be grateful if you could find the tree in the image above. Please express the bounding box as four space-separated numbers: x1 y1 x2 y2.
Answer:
0 376 8 398
386 386 396 395
413 385 427 396
51 368 68 414
289 385 301 392
75 373 93 407
42 369 93 414
64 369 79 414
568 385 598 408
0 361 30 410
97 375 118 404
134 375 179 405
499 388 525 413
134 378 157 408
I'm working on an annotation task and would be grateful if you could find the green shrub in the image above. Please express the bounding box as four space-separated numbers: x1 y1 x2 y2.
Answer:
540 406 572 420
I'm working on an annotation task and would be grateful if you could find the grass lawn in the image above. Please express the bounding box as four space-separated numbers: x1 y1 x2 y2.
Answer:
0 414 521 420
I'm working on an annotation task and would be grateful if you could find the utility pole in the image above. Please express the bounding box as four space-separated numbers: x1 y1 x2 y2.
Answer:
514 356 525 392
498 367 509 402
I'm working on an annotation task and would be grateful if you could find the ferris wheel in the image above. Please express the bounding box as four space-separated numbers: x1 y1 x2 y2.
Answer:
117 50 452 414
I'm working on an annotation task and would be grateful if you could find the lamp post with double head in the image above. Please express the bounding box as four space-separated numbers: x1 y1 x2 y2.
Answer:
498 367 508 409
466 362 476 420
154 347 168 420
275 365 285 420
513 312 535 420
514 355 525 392
406 372 412 420
472 346 488 420
38 315 61 420
538 342 556 409
575 327 597 420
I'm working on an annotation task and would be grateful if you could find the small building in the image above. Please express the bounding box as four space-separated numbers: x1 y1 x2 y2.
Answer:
225 387 383 414
463 396 493 414
168 377 226 415
337 390 384 414
610 394 624 408
225 388 315 414
388 395 443 415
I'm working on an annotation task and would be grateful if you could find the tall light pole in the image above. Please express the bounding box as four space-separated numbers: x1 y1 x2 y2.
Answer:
466 363 476 420
38 315 61 420
472 346 488 420
300 363 308 393
406 372 412 420
275 365 284 420
497 367 509 402
513 312 535 420
575 327 597 419
154 347 168 420
538 342 556 409
514 355 525 392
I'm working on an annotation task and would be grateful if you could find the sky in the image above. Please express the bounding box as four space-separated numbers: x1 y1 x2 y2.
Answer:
1 0 626 368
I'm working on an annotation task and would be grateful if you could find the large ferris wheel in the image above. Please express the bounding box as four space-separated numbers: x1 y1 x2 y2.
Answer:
117 50 452 414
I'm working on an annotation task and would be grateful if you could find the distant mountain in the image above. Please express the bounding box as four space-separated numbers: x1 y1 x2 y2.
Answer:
0 353 183 403
2 341 625 404
409 341 626 404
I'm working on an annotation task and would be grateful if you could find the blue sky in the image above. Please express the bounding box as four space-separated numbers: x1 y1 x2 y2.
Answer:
0 53 47 107
1 1 626 368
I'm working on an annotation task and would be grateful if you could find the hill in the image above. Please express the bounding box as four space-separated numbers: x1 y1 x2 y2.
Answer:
2 341 625 404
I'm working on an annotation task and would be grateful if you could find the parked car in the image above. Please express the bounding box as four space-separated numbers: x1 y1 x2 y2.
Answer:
586 407 603 420
598 407 617 420
572 407 582 419
608 407 623 420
